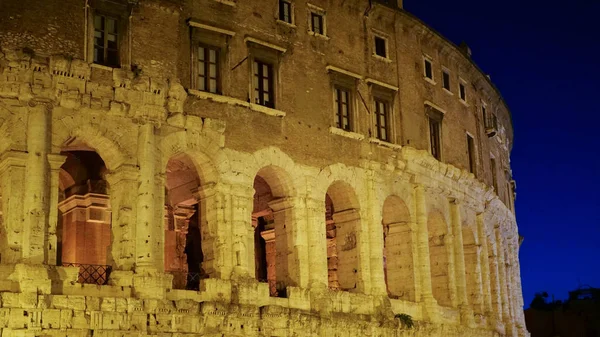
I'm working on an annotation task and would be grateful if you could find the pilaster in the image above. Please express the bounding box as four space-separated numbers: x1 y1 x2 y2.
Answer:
477 214 493 317
414 185 437 315
495 227 511 328
305 196 328 288
366 170 386 296
46 154 67 265
0 151 28 263
450 201 475 326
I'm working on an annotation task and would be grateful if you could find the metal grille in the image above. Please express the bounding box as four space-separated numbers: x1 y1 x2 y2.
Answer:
170 271 204 291
64 263 111 285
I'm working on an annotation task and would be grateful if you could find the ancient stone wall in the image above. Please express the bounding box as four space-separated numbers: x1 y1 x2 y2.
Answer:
0 0 526 336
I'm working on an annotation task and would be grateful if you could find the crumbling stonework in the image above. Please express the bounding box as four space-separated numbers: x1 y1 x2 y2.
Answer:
0 0 527 336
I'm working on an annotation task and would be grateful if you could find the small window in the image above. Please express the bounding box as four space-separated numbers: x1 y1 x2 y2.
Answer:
310 12 324 35
253 60 275 108
93 14 119 67
429 118 441 160
424 58 433 80
442 71 451 90
279 0 292 24
197 45 220 94
467 134 476 174
459 82 467 101
335 87 351 131
374 36 387 58
374 99 389 141
490 156 498 192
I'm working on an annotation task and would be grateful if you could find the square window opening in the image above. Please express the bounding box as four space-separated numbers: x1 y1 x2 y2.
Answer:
93 14 120 68
197 45 220 94
253 60 275 108
424 59 433 80
459 82 467 101
334 86 352 131
374 36 387 58
311 12 324 35
374 99 390 142
279 0 292 24
443 71 451 90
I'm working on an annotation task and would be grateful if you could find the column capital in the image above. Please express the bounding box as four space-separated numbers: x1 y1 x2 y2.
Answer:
267 197 296 212
47 154 67 171
0 150 27 173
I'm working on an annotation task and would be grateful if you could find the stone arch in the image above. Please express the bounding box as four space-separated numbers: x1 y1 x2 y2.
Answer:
428 209 452 307
249 147 301 197
326 180 362 292
161 130 226 186
57 148 112 285
382 195 415 301
53 125 128 171
252 164 297 297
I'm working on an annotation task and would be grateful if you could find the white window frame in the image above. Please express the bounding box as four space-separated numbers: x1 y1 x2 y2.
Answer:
459 78 468 105
423 55 435 84
307 3 327 38
442 67 453 94
372 29 391 62
276 0 296 27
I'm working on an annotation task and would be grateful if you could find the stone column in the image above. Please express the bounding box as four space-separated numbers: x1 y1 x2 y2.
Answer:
367 171 386 296
230 184 255 278
445 215 458 308
495 227 511 327
136 123 157 269
105 164 139 271
305 196 328 288
0 151 28 263
195 183 232 279
477 214 493 317
23 102 51 264
414 185 435 307
269 197 309 289
46 154 67 265
450 201 474 326
488 228 504 327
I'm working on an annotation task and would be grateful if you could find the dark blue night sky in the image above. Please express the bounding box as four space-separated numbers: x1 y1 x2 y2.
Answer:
404 0 600 308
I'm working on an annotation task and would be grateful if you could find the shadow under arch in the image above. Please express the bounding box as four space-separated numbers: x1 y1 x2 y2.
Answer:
382 195 415 301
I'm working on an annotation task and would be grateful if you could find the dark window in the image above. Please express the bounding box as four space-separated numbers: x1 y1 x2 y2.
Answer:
467 134 476 174
482 104 487 120
311 12 324 35
459 82 467 101
374 99 389 141
374 36 387 58
253 60 274 108
429 118 441 160
334 87 351 131
490 157 498 192
443 71 450 90
279 0 292 24
198 45 219 94
424 59 433 79
93 14 119 67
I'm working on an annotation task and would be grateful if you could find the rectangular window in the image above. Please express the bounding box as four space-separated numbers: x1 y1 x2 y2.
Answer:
467 134 476 174
429 118 441 160
93 14 119 67
424 59 433 80
374 99 389 141
459 82 467 101
253 60 274 108
197 45 219 94
490 157 498 192
374 36 387 58
279 0 292 23
311 12 324 35
335 87 351 131
443 71 451 90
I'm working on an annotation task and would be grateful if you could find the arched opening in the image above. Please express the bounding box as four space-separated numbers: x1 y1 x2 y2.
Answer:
463 225 484 315
325 181 361 292
57 148 111 285
164 153 205 290
428 210 452 307
382 195 415 301
252 166 294 297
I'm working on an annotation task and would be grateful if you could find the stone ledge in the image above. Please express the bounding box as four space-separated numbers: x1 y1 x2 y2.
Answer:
329 127 365 140
188 89 286 117
368 137 402 150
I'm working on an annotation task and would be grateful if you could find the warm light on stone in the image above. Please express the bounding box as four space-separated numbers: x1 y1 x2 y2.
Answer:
0 0 527 336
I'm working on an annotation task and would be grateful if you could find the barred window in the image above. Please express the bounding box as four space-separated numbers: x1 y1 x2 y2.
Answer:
93 14 119 67
334 87 351 131
374 99 389 141
254 60 274 108
198 45 220 94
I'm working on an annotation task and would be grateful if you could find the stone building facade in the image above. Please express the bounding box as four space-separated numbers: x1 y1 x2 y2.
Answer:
0 0 528 336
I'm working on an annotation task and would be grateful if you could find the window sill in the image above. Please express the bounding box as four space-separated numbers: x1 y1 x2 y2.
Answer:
91 63 117 71
459 99 469 107
276 20 297 29
443 88 454 96
368 137 402 150
329 127 365 140
188 89 286 117
423 77 436 85
308 31 330 40
372 54 392 63
213 0 236 6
